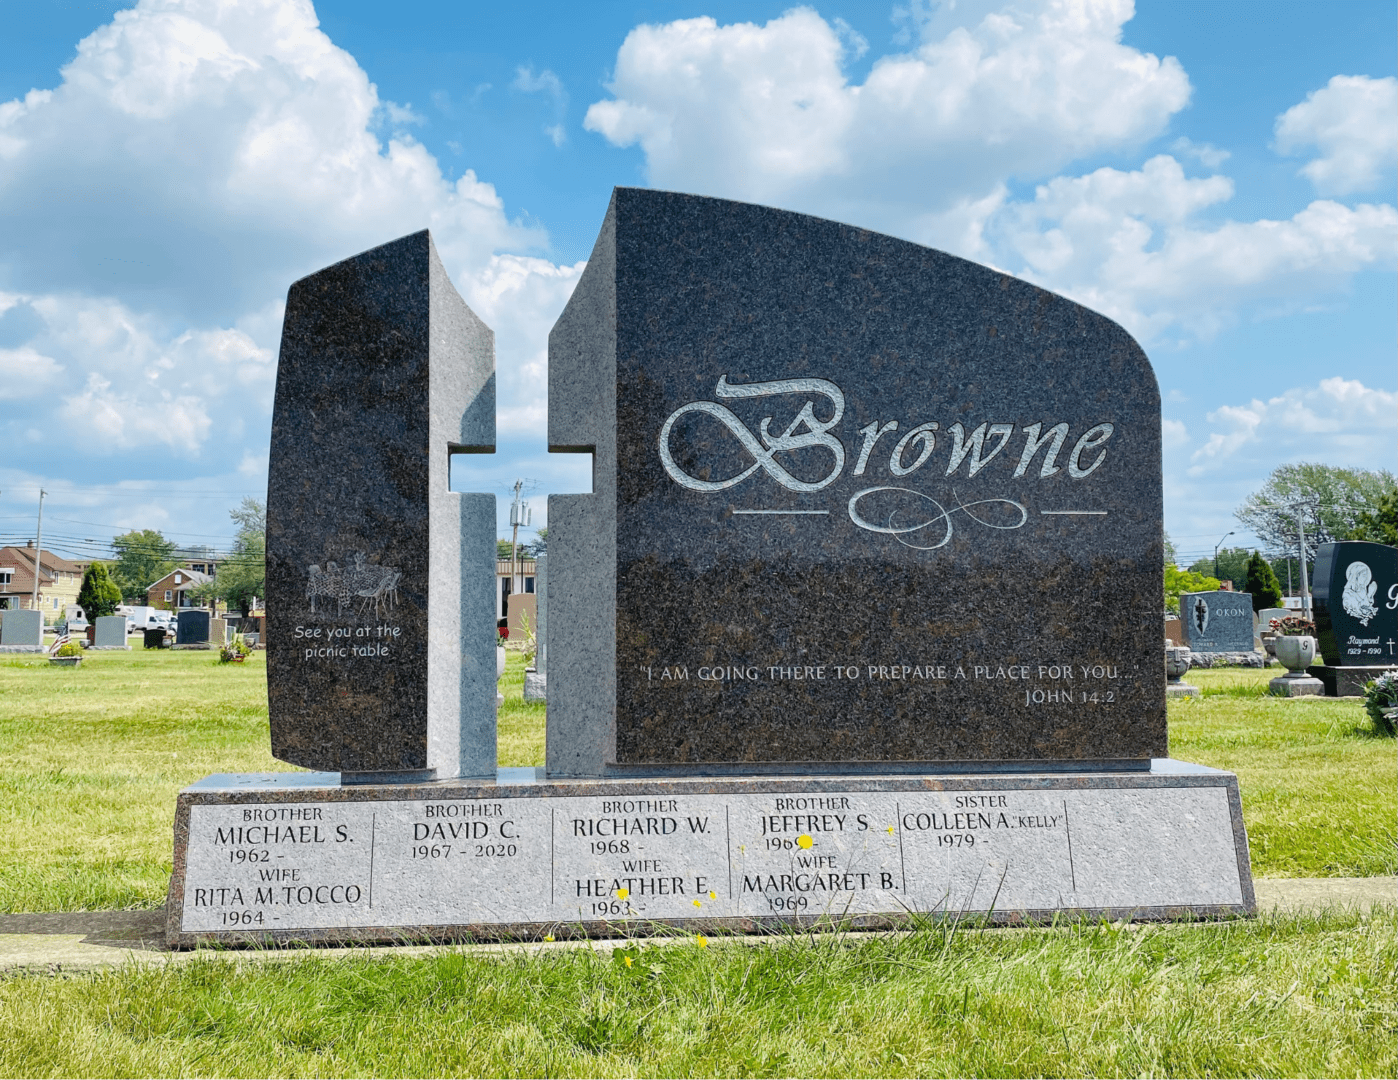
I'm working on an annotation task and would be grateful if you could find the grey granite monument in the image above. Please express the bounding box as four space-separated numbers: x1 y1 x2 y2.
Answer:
1180 590 1261 666
265 230 497 780
1309 541 1397 696
0 609 44 652
166 192 1254 948
91 615 131 650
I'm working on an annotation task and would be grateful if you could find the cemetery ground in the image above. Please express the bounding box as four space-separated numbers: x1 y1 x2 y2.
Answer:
0 652 1394 1077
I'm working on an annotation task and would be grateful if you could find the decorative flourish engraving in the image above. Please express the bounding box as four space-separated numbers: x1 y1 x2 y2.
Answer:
846 487 1028 549
1342 561 1379 626
1192 596 1209 635
307 553 401 618
658 376 846 493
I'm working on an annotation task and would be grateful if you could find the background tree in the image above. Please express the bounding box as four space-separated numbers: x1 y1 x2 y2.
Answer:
1164 566 1222 614
77 562 123 619
524 527 548 558
210 498 265 617
1244 551 1283 612
496 539 516 560
1236 463 1396 558
1352 489 1398 547
1187 547 1251 590
1163 531 1178 566
109 529 177 602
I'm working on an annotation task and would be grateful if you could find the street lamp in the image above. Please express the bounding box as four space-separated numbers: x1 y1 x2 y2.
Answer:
1214 531 1234 581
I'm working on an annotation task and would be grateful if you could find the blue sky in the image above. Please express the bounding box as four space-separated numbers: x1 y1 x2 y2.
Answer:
0 0 1393 569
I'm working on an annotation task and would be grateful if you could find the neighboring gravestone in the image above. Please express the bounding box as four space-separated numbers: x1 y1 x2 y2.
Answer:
92 615 131 650
524 553 547 702
1258 607 1290 632
0 609 43 651
265 230 497 780
166 191 1255 949
548 187 1164 776
1309 541 1398 697
176 610 211 647
1180 591 1257 662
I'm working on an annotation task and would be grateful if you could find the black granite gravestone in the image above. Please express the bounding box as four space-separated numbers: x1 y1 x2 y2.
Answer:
175 610 210 646
1312 541 1397 668
548 188 1165 775
265 231 497 779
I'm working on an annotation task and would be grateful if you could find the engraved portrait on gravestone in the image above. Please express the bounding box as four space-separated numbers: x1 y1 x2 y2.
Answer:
1342 561 1379 626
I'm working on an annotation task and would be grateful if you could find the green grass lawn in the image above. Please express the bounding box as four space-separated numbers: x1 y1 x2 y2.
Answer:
0 910 1393 1077
0 651 1391 913
1 651 1394 1078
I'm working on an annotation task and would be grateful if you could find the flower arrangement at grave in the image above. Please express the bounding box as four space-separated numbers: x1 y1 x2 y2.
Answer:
515 609 537 663
219 634 253 664
1362 670 1398 737
1269 616 1315 637
54 640 84 658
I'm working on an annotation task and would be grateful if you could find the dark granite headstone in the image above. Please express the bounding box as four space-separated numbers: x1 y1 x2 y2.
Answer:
1179 591 1254 653
547 188 1165 776
1312 541 1398 667
175 610 210 646
266 230 497 779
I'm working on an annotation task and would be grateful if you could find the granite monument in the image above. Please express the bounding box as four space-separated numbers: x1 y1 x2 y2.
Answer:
1180 590 1256 658
548 188 1165 775
265 230 498 780
1309 541 1398 696
167 192 1254 948
0 609 43 652
175 610 211 648
92 615 131 650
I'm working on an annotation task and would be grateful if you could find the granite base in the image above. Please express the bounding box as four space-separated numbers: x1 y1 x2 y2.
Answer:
1269 675 1324 697
1185 651 1269 669
1166 683 1200 698
166 761 1255 948
172 643 215 651
87 645 133 651
0 645 47 653
523 672 547 702
1307 665 1393 698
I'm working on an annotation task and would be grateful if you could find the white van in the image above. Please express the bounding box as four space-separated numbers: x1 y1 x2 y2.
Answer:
118 606 164 632
64 604 89 631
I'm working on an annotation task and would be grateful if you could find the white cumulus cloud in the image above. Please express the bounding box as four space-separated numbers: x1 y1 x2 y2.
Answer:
988 156 1398 341
1187 377 1398 476
0 0 571 462
585 1 1190 233
1275 75 1398 196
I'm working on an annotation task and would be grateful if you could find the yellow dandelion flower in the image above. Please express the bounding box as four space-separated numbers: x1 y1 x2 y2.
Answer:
695 934 708 948
623 956 633 968
692 898 702 908
616 887 629 900
797 834 814 849
887 825 895 834
708 890 717 900
543 935 555 942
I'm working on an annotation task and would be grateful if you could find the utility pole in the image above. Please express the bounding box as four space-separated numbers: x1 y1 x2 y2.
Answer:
508 480 531 598
31 488 46 611
1296 507 1311 621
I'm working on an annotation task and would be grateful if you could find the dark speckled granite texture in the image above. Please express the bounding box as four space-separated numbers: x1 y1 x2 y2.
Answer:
266 231 497 777
549 189 1165 774
1312 541 1397 667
